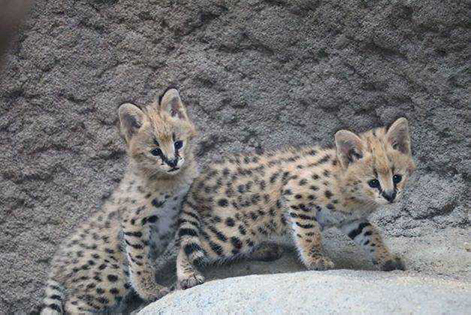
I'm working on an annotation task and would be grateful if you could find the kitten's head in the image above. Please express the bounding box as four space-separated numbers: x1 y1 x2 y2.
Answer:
335 118 416 206
118 87 196 176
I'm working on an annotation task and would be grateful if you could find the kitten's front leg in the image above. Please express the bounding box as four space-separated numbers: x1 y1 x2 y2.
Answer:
284 201 334 270
122 208 170 301
154 238 178 272
340 220 405 271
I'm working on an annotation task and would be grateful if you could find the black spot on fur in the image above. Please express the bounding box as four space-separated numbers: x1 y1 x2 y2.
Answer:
218 199 229 207
147 215 159 223
152 199 165 208
348 222 371 239
110 288 120 295
209 242 224 256
225 217 235 227
231 237 243 249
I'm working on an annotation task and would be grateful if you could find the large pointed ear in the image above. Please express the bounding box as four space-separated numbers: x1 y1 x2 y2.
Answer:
159 88 189 120
118 103 145 143
386 118 411 155
335 130 364 168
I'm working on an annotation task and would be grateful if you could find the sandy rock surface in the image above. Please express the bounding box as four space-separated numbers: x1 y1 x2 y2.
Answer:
134 228 470 314
139 271 471 315
0 0 469 313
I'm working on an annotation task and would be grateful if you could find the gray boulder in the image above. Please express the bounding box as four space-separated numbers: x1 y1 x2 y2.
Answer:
139 271 471 315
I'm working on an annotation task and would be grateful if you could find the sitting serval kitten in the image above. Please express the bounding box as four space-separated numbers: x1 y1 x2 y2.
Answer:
176 118 416 289
41 87 198 314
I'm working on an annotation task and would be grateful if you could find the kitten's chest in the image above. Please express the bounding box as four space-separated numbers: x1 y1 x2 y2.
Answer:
154 195 183 232
148 186 189 249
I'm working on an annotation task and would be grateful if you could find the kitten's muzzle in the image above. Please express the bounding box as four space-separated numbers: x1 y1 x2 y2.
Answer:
167 158 179 168
382 190 397 203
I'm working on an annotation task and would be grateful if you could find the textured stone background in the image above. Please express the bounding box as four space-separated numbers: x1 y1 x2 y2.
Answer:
0 0 469 313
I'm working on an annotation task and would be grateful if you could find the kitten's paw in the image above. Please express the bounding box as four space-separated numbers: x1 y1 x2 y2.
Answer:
157 287 171 299
306 256 335 271
380 256 406 271
177 272 205 290
137 284 170 301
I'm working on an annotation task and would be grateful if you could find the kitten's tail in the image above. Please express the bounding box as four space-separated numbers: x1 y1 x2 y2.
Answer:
39 278 65 315
177 199 206 265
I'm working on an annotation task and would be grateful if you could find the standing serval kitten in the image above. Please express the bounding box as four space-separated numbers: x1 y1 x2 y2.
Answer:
177 118 416 289
41 87 198 314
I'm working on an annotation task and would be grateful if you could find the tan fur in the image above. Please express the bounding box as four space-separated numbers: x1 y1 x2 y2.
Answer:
41 88 198 314
176 118 415 289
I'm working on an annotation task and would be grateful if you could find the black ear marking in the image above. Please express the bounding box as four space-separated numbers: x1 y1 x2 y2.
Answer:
335 130 364 168
348 149 363 163
118 103 144 143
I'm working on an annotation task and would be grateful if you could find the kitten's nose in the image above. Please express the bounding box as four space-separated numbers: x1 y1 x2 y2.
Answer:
167 158 178 168
382 190 397 203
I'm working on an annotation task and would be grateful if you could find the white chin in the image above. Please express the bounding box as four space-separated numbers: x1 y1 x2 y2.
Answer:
377 199 390 205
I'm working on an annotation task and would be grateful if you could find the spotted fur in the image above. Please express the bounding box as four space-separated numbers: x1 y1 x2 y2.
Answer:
40 88 198 314
176 118 416 289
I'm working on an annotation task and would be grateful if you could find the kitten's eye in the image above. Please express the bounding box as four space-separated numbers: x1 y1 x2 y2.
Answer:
174 140 183 150
150 148 162 156
393 174 402 184
368 179 380 188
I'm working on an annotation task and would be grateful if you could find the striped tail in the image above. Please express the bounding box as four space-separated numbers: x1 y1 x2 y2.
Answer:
40 278 65 315
177 200 206 265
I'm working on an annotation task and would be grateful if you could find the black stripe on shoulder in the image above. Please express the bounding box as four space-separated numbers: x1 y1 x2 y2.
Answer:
183 210 200 221
295 222 314 229
124 231 143 238
348 222 371 239
48 304 62 312
178 228 198 238
50 294 62 301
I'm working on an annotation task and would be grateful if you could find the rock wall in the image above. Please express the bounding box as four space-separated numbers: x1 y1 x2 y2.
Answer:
0 0 469 313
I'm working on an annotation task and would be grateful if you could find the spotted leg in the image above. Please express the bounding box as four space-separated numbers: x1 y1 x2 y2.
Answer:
340 220 405 271
284 198 334 270
121 204 170 301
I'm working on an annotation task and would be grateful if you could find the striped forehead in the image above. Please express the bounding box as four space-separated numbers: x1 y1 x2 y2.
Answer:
145 109 174 139
362 129 392 174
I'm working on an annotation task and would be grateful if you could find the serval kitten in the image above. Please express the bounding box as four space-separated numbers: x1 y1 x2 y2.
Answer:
41 87 198 314
176 118 416 289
